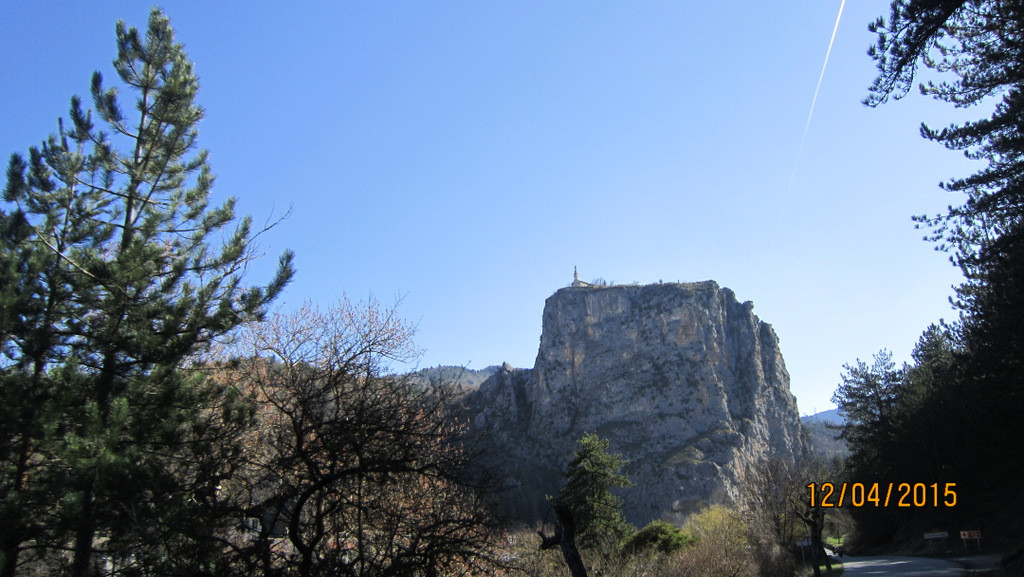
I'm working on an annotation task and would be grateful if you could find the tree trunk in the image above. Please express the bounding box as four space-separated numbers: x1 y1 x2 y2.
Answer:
538 502 588 577
1 540 19 577
0 437 35 577
70 483 96 577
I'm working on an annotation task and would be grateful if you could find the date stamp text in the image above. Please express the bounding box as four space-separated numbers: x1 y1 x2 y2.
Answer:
806 482 957 508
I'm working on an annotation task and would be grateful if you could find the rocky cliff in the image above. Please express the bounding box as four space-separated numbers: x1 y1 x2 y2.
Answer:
466 281 807 524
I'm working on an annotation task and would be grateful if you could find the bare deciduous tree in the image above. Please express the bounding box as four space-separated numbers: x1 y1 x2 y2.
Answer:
213 297 502 577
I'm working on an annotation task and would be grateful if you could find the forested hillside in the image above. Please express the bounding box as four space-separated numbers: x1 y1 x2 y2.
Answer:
800 410 848 459
407 365 499 391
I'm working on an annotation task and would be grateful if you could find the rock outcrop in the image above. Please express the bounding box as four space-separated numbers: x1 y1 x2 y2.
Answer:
466 281 807 524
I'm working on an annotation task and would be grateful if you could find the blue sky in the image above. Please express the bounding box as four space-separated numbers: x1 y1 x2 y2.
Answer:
2 2 974 415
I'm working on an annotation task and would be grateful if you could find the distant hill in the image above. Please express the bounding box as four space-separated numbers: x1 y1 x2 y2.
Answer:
800 409 848 458
406 365 499 391
802 408 842 425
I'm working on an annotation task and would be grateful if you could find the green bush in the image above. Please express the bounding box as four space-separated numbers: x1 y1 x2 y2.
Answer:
623 520 697 555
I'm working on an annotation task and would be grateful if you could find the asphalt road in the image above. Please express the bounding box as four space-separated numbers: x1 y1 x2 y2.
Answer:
842 556 964 576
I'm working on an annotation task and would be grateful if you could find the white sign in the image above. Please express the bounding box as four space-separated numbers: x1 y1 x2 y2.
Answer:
924 531 948 539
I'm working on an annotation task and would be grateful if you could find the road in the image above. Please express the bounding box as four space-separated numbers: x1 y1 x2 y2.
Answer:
842 556 964 576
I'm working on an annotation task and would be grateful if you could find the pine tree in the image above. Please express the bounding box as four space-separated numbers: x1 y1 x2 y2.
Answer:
865 0 1024 521
1 9 293 576
0 204 66 576
554 433 634 549
866 0 1024 393
831 350 903 469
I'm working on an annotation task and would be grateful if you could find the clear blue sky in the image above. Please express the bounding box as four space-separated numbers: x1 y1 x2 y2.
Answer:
1 2 974 415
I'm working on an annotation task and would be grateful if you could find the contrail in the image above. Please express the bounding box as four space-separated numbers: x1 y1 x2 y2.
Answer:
787 0 848 192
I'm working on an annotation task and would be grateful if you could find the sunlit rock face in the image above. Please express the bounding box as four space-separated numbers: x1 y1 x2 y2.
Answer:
466 281 807 524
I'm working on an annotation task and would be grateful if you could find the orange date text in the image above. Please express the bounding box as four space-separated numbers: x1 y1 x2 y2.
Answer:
805 482 957 508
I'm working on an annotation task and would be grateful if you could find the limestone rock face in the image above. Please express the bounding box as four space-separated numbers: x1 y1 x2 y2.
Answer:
466 281 807 524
